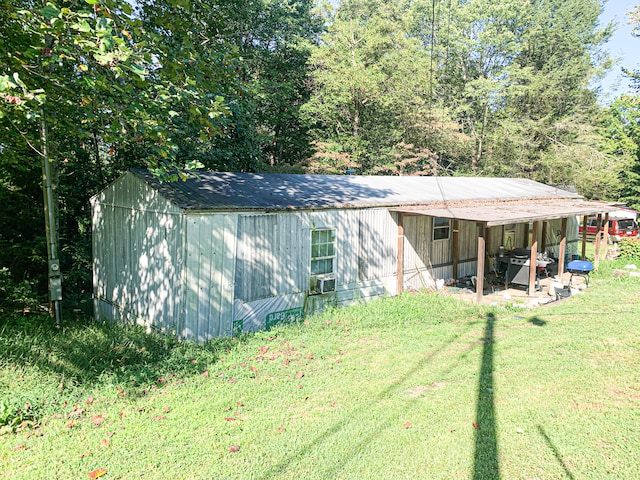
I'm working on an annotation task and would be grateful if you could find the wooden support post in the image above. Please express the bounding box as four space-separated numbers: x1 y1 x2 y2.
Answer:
485 226 492 275
476 223 486 304
557 217 567 279
581 215 588 260
529 221 539 296
541 221 548 253
523 222 530 248
397 213 404 295
601 213 610 262
594 213 602 270
452 219 459 281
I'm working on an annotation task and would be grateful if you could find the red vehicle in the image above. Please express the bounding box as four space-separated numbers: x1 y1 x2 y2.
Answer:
579 209 639 243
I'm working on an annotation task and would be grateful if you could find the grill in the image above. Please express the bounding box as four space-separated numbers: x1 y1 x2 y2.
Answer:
566 260 594 287
496 248 554 292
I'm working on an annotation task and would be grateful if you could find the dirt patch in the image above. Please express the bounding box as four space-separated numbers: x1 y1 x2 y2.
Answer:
609 388 640 401
408 381 450 397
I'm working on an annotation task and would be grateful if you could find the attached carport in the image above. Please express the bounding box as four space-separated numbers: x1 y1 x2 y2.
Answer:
394 198 618 303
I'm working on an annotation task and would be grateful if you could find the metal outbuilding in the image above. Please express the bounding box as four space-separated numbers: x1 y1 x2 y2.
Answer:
91 170 616 341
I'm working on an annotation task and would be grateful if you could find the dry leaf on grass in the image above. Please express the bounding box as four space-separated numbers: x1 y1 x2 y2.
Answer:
91 415 104 426
87 468 107 479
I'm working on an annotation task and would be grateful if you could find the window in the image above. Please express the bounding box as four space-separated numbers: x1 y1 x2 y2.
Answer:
503 224 516 250
311 229 336 275
433 217 450 241
618 219 637 230
310 229 336 294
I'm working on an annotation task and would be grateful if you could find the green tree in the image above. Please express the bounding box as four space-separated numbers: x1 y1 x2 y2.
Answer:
1 0 234 316
425 0 612 180
609 95 640 209
137 0 321 171
303 0 433 172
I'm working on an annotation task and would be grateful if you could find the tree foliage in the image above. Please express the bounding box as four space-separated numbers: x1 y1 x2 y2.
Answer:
304 0 626 192
0 0 320 304
1 0 639 307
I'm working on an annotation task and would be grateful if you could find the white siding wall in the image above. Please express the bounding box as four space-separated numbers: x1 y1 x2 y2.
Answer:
93 172 586 341
183 213 238 342
401 216 480 287
232 208 398 332
92 174 184 334
234 213 307 302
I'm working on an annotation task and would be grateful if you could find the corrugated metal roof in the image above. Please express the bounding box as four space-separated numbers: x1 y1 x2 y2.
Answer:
393 199 618 227
131 169 586 211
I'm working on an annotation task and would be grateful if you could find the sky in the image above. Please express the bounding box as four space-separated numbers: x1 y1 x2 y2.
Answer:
598 0 639 102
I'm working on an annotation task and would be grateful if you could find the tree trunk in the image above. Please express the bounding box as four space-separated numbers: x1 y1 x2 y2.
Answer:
473 102 489 171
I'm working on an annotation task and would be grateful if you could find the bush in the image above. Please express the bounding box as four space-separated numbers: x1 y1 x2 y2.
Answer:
618 238 640 259
0 267 41 310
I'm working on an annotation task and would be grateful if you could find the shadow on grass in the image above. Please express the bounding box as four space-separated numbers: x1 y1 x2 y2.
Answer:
0 312 239 393
537 425 576 480
257 318 482 480
473 312 499 480
528 316 547 327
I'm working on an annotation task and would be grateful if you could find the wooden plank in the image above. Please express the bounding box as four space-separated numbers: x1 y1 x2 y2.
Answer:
476 223 486 304
594 213 602 270
581 215 588 260
529 221 539 296
397 213 404 295
601 212 610 261
484 226 491 275
452 219 459 280
557 217 567 278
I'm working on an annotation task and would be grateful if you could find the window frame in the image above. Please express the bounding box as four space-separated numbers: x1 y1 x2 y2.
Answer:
310 228 336 277
503 224 516 250
432 217 451 241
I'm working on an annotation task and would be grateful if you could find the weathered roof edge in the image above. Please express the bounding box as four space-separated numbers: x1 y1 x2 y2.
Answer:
128 169 586 212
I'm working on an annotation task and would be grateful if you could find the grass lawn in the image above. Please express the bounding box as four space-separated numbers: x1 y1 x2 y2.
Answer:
1 258 639 479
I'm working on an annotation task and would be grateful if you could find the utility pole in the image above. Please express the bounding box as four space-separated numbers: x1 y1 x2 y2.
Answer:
41 111 62 325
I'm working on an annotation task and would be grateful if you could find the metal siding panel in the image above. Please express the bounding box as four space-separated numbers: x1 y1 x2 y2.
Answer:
93 180 184 333
234 208 399 321
402 215 435 290
358 209 396 282
183 213 237 341
97 172 182 214
201 216 217 340
200 216 214 340
430 232 450 266
184 217 201 340
459 221 478 261
235 213 307 303
219 214 238 336
402 216 481 287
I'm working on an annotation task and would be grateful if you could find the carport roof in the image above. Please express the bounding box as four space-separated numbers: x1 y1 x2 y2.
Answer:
393 198 618 226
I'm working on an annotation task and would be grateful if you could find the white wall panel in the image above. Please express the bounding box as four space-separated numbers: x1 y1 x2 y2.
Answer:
183 214 237 342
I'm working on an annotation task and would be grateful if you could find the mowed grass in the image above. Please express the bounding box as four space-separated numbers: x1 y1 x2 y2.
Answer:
1 259 639 479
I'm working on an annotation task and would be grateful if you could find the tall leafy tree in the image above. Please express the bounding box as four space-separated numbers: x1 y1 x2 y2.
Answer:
1 0 235 313
137 0 321 171
615 5 640 208
303 0 432 172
